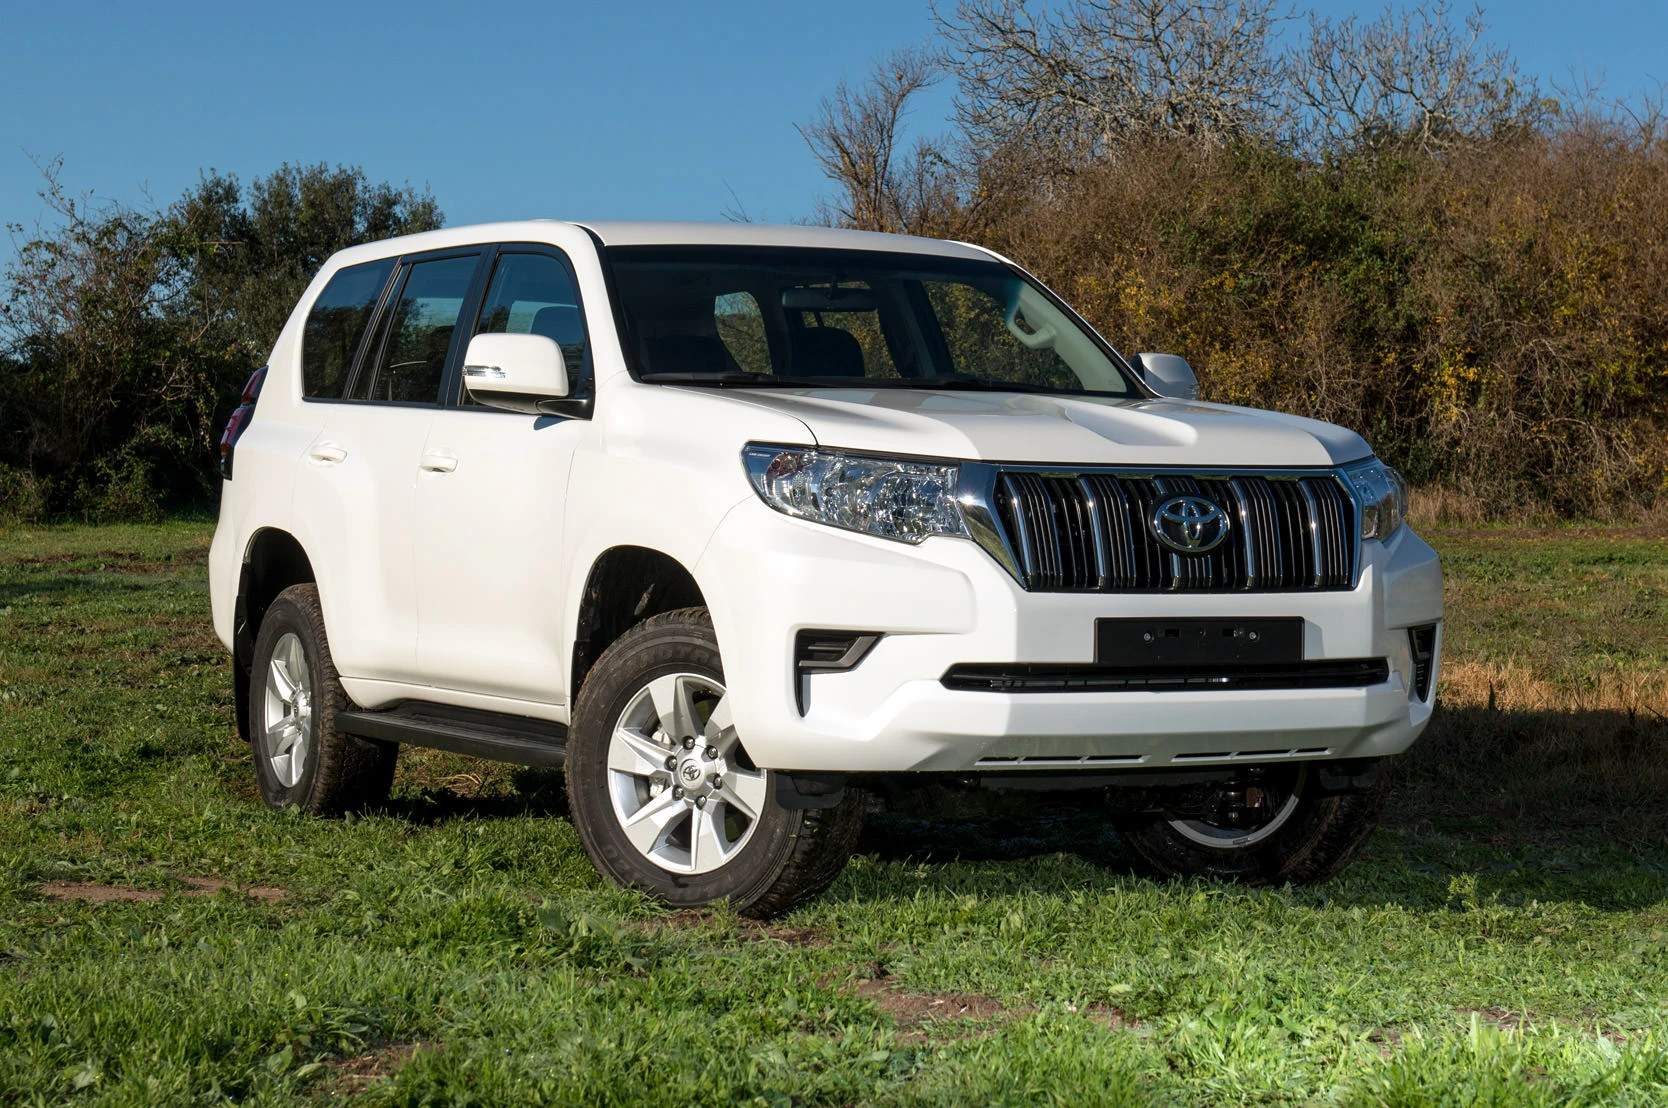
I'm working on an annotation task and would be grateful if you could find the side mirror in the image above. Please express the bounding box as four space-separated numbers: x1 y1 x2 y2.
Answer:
462 333 570 413
1133 352 1198 400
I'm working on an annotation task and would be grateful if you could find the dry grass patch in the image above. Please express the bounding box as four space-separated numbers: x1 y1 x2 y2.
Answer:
1397 672 1668 841
391 747 528 800
316 1040 423 1096
1440 661 1668 717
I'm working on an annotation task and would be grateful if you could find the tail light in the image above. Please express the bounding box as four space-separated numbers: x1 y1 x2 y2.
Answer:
219 367 267 479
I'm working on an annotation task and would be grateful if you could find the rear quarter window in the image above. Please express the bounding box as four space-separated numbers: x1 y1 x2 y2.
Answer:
301 259 396 398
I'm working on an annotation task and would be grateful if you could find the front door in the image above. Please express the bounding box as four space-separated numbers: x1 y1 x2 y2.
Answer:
414 246 591 707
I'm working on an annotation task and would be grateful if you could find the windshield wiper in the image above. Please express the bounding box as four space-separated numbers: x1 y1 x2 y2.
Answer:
895 376 1075 394
638 372 825 387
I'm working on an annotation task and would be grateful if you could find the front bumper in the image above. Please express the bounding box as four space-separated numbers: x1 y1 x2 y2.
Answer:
695 499 1443 773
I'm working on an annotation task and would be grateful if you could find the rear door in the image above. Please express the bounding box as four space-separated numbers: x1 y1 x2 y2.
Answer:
296 249 485 685
412 243 593 706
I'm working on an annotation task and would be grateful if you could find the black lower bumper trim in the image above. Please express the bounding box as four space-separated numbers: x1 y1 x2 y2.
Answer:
941 659 1390 693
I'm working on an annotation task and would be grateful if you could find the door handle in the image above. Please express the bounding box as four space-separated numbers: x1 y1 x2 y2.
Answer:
419 452 458 474
309 442 348 464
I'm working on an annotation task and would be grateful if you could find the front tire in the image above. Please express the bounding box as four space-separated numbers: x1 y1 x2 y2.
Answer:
247 584 396 815
1120 763 1389 885
565 608 863 918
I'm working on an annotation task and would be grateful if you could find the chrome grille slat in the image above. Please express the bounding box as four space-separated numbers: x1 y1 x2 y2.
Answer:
1077 477 1111 589
1296 479 1323 587
991 469 1358 593
1226 478 1257 588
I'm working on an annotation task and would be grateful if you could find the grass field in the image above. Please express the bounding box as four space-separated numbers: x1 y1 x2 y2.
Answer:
1 522 1666 1106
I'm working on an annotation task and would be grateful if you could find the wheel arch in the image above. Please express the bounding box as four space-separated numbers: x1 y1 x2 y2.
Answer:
570 545 707 700
234 528 317 742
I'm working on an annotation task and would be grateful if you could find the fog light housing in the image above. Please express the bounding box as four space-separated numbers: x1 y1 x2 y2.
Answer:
1408 624 1438 701
794 630 882 713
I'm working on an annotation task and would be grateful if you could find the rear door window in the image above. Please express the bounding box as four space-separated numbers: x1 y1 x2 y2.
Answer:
301 259 395 398
357 255 480 404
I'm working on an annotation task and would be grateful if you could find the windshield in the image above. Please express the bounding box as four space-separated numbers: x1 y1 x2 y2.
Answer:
604 246 1138 395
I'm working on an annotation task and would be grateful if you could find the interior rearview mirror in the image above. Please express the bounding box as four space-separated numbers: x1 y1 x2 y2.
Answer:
462 333 571 414
781 286 880 312
1133 353 1199 400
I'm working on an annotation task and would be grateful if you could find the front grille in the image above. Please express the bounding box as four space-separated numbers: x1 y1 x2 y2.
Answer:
988 469 1356 592
942 659 1389 693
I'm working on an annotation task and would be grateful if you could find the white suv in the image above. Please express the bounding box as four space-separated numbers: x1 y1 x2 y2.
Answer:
209 221 1442 915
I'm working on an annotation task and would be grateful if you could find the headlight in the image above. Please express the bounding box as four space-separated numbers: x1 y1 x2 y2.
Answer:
742 444 968 543
1345 458 1409 540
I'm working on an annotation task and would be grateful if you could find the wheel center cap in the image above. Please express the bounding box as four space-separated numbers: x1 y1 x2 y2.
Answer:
679 761 705 786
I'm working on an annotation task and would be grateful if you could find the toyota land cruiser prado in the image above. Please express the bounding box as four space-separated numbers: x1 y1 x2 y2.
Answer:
209 222 1442 916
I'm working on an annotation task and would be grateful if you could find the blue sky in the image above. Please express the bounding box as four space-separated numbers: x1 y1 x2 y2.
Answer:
4 0 1665 237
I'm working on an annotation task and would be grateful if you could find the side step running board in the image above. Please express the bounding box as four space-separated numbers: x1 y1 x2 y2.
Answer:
337 702 567 768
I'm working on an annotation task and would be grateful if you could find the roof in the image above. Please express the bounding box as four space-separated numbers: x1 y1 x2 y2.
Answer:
575 220 990 259
319 220 993 271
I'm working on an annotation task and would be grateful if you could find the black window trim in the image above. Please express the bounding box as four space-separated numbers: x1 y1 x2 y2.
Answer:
437 241 596 421
302 246 488 409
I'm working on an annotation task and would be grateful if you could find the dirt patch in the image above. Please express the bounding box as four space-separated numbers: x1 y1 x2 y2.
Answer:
849 975 1132 1042
741 921 825 946
41 877 287 903
1458 1006 1535 1032
317 1040 421 1095
1367 1027 1406 1058
1078 1003 1134 1030
629 910 827 947
11 551 82 566
10 549 206 574
177 877 287 902
41 881 162 903
855 977 1011 1023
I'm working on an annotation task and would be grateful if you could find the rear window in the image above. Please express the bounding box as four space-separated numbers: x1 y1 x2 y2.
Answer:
301 259 395 399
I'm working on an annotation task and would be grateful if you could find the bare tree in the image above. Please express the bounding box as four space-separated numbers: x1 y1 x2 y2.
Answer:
934 0 1291 168
797 47 963 234
1288 2 1547 155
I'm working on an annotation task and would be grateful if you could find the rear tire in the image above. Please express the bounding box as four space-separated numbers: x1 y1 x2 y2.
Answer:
247 584 397 815
1120 763 1389 885
565 607 863 918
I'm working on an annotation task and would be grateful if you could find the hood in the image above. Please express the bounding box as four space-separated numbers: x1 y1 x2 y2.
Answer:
710 387 1371 468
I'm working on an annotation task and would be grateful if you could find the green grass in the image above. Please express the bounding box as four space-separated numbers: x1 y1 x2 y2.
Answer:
2 522 1666 1105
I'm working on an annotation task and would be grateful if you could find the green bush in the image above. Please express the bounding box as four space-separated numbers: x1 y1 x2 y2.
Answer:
0 463 46 525
0 161 442 521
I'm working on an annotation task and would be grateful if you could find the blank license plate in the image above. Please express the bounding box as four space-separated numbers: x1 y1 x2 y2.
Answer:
1095 618 1303 666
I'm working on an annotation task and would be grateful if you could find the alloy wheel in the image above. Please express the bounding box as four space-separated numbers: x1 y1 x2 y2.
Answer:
605 672 768 874
1165 765 1307 849
261 632 313 788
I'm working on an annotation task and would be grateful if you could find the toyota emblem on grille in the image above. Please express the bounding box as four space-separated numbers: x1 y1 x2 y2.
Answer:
1149 495 1230 553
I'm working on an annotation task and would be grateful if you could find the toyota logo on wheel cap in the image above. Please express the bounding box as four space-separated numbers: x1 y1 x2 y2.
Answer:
1149 495 1230 553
